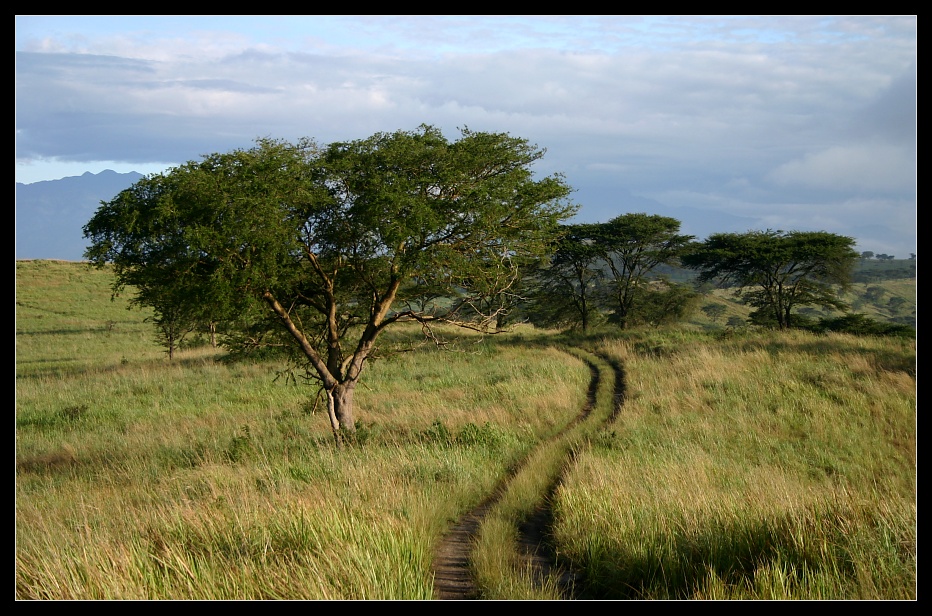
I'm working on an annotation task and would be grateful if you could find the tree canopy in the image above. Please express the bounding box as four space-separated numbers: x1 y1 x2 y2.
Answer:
681 230 859 329
525 223 606 331
83 126 576 441
525 213 694 331
593 213 694 328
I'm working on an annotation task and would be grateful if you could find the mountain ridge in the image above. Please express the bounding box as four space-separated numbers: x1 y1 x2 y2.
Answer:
15 170 914 262
16 170 144 261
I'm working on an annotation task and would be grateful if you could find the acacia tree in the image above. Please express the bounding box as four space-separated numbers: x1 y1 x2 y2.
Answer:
701 302 727 323
84 126 576 443
681 230 859 330
526 223 606 331
594 213 694 329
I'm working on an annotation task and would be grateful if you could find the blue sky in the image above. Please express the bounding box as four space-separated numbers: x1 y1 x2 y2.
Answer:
15 15 917 256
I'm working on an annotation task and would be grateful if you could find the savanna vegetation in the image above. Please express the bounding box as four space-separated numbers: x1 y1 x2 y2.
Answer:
15 259 915 599
18 125 915 600
82 127 576 443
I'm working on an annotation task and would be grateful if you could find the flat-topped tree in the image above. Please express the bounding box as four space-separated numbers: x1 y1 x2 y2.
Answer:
593 213 695 329
528 223 607 332
681 229 859 330
83 126 576 444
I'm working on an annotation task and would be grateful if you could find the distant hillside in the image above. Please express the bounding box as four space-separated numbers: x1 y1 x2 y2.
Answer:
15 170 144 261
15 170 916 264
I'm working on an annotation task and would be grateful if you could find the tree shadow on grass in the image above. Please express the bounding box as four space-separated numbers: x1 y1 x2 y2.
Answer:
573 512 856 599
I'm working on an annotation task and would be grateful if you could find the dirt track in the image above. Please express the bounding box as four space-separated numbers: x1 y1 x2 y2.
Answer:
431 353 625 599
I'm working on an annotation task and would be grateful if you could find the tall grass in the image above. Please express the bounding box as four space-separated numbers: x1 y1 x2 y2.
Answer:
16 260 591 599
17 262 915 599
553 328 916 599
471 350 617 600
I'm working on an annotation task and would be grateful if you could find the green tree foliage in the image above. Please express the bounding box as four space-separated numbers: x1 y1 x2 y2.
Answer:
525 223 606 331
681 230 859 330
594 213 694 329
525 214 694 331
628 278 700 327
84 126 576 442
811 313 915 339
864 285 888 303
700 302 727 323
887 296 907 314
726 316 747 328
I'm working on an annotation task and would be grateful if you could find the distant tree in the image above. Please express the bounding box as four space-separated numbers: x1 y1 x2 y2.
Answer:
726 316 746 328
633 278 700 327
527 213 695 330
525 223 606 331
84 126 575 443
593 213 694 329
864 286 887 302
681 230 859 330
860 251 875 261
812 313 915 339
701 302 727 323
887 296 907 314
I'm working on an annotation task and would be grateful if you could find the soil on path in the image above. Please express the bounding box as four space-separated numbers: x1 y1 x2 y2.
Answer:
431 498 497 600
431 355 624 600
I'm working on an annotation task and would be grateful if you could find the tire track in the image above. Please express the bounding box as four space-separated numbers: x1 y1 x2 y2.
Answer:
513 351 626 599
431 357 601 600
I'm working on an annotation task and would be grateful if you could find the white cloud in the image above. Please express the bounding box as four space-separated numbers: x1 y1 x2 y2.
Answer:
14 15 918 257
767 144 916 193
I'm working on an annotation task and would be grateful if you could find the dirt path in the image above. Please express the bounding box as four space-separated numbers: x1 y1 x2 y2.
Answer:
431 354 621 600
513 354 625 598
431 498 497 600
513 449 581 598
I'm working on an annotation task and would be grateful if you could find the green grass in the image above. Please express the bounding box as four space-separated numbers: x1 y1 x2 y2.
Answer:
552 328 916 599
16 260 591 599
16 260 916 599
472 350 617 600
685 278 916 331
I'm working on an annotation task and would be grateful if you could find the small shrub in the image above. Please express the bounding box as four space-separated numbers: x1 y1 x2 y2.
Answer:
223 424 254 463
420 419 453 446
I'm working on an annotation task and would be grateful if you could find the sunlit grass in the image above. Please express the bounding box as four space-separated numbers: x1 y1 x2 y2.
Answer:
16 261 915 599
552 328 916 599
16 260 590 599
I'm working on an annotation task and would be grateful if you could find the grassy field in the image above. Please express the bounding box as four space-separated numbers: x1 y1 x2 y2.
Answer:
15 260 916 599
554 328 916 599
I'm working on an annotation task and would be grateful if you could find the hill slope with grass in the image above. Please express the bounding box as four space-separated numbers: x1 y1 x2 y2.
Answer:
16 260 915 599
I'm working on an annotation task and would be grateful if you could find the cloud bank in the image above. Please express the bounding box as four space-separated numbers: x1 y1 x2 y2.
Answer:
15 15 916 257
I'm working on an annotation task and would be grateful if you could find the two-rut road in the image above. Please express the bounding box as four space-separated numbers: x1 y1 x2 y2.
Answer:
431 350 625 600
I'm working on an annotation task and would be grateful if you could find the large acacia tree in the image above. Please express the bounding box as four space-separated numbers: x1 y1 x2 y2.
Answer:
681 229 859 329
84 126 576 442
529 214 694 330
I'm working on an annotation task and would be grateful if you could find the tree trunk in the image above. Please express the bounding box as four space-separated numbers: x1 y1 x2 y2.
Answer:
325 382 357 446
